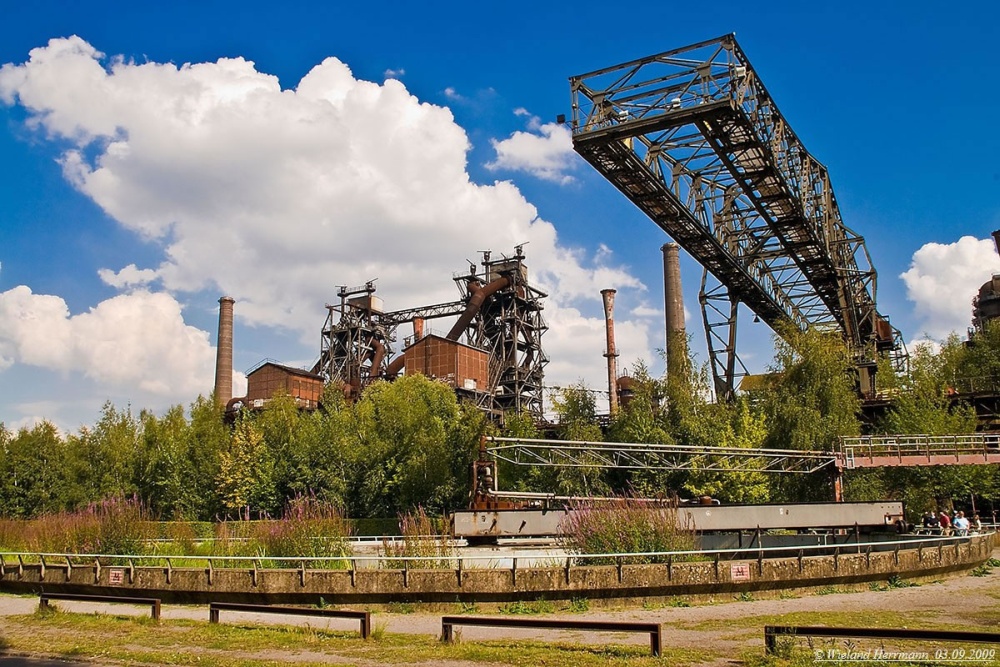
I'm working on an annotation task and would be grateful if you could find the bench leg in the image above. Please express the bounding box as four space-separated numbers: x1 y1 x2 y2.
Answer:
764 627 776 654
151 601 161 621
360 612 371 640
209 608 220 624
650 628 661 657
441 622 453 643
39 597 50 613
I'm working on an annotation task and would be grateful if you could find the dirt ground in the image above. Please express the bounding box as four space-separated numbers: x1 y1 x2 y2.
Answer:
1 550 998 666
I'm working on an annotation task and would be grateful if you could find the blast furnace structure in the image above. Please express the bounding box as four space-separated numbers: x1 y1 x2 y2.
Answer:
313 247 548 421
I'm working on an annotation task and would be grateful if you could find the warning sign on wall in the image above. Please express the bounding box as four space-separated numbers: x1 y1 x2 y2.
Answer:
730 562 752 582
108 568 125 585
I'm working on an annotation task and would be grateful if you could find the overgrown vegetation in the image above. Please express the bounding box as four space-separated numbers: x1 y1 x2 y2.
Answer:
559 495 696 563
2 321 1000 533
381 506 454 568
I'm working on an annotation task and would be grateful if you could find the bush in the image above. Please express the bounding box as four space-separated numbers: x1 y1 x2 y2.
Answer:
559 495 697 564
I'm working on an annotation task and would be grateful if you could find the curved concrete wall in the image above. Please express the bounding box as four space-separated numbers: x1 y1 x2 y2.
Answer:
1 535 994 605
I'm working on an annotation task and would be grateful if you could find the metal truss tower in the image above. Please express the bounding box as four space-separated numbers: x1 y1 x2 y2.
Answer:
456 247 549 418
314 282 466 395
569 34 906 400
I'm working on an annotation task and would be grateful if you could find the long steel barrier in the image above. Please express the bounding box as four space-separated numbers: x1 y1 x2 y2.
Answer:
441 615 662 656
765 625 1000 654
209 602 370 638
39 592 161 619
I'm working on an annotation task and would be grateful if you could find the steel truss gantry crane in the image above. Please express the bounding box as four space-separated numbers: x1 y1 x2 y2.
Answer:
569 34 906 400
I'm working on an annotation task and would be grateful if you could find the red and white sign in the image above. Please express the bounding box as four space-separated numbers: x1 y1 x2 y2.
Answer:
730 562 752 582
108 568 125 585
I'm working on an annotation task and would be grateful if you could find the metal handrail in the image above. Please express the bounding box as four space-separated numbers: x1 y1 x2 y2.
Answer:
0 532 989 569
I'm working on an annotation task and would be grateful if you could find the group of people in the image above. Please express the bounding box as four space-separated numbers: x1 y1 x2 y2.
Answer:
920 509 983 536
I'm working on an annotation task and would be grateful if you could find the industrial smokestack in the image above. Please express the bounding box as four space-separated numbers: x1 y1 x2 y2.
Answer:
991 230 1000 256
413 317 425 341
214 296 235 408
662 243 687 377
601 288 619 416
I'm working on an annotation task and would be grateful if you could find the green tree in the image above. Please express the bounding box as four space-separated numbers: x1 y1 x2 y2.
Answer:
186 395 229 519
754 325 860 501
0 421 73 516
72 402 142 502
682 398 771 503
216 417 276 518
136 405 199 519
548 383 609 497
348 374 481 517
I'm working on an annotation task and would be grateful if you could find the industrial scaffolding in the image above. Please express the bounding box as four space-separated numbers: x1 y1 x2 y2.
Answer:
313 248 548 420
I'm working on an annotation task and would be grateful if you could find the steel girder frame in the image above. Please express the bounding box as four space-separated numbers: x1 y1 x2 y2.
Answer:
459 250 549 419
569 34 906 398
486 436 837 474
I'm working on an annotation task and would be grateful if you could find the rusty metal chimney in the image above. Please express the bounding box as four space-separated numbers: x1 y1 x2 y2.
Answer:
214 296 235 407
413 317 425 341
662 243 686 377
991 230 1000 256
601 288 619 416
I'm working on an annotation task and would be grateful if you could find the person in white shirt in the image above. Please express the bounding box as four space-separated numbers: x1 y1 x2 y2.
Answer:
953 511 970 536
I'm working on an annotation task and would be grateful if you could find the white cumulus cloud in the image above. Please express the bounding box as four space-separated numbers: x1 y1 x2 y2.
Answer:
487 109 577 184
0 36 656 412
900 235 1000 340
0 287 215 397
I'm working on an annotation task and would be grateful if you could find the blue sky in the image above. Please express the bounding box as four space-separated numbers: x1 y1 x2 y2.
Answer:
1 1 998 431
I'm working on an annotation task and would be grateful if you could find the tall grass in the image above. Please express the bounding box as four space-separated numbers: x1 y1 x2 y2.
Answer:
0 496 154 558
254 495 353 562
0 495 354 568
559 494 697 564
382 506 453 568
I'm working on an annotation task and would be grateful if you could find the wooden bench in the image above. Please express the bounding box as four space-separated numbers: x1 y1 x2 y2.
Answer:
39 592 161 620
441 615 662 657
765 625 1000 653
208 602 371 639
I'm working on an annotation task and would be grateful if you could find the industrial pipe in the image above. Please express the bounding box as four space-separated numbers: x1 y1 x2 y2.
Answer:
601 289 619 416
369 338 386 377
446 275 511 340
